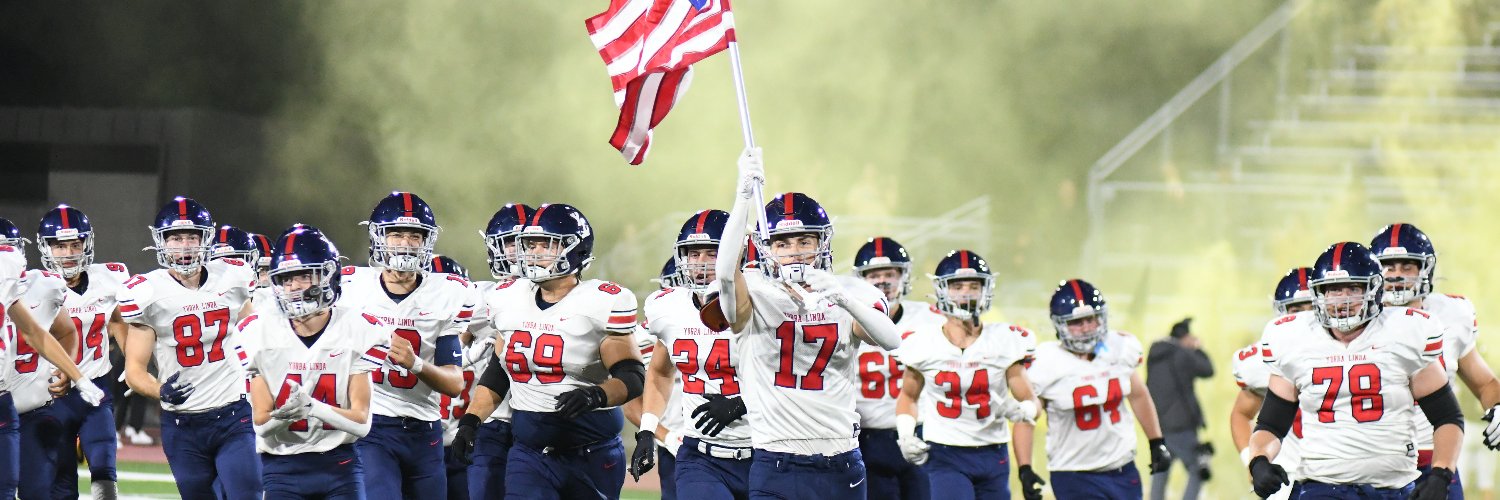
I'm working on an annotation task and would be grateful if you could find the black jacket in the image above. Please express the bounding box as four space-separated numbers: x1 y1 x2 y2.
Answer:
1145 339 1214 433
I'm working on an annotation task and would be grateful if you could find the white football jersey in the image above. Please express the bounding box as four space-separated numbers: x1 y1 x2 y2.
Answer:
1259 307 1442 488
1410 292 1478 451
736 271 889 455
241 308 391 455
336 266 475 421
118 260 256 413
484 278 638 413
66 263 131 380
0 245 25 392
1231 341 1303 483
855 300 946 430
899 322 1036 447
466 280 514 424
645 287 743 447
1029 331 1144 472
7 269 69 413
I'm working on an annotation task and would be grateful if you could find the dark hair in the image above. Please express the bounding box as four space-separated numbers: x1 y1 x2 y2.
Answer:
1170 317 1193 338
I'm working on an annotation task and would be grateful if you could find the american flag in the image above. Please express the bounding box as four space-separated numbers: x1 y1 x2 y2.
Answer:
586 0 735 164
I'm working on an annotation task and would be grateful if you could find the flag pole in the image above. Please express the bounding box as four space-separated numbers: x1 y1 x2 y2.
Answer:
726 31 772 245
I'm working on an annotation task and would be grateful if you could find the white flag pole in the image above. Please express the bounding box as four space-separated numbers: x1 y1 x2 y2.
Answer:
727 34 772 245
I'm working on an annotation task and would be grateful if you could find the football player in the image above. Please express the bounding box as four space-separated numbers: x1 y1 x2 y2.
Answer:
1369 223 1500 494
427 254 482 500
120 197 261 499
895 250 1040 500
465 203 646 499
338 192 469 499
243 225 390 499
1248 242 1463 500
20 206 132 499
1 225 105 499
713 149 903 498
1228 267 1312 500
452 203 530 500
852 236 945 500
1014 279 1172 500
634 210 750 499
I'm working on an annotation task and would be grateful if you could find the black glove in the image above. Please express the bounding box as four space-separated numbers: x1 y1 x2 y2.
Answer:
451 414 481 466
1248 456 1288 498
1018 464 1047 500
1409 467 1453 500
554 385 607 419
1196 441 1214 482
159 373 195 406
1147 438 1172 474
629 430 657 481
691 394 747 437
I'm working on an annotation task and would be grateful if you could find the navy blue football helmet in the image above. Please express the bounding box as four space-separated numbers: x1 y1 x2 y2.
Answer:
929 250 993 321
364 191 440 272
854 237 913 300
1049 279 1109 354
149 196 215 274
1368 223 1436 306
674 209 729 291
431 255 469 280
1310 242 1384 332
655 256 682 290
481 203 533 279
515 203 594 282
36 205 91 278
756 192 833 282
270 224 343 318
0 217 26 250
250 233 273 287
1272 267 1315 315
210 225 258 263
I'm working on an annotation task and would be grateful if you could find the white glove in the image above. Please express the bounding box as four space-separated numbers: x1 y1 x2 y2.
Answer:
270 380 313 421
464 338 496 368
1483 404 1500 450
998 398 1038 424
74 379 106 407
736 147 764 199
896 414 929 465
802 269 848 307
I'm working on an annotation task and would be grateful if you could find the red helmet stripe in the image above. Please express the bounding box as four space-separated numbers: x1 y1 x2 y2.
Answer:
959 250 970 269
177 199 189 220
218 227 229 243
530 205 549 226
782 193 794 220
695 210 711 234
283 231 298 255
1069 280 1085 301
256 234 270 250
433 257 445 272
59 208 71 229
401 193 414 218
1389 224 1402 248
512 204 526 225
1297 268 1309 290
1332 242 1346 270
874 238 884 257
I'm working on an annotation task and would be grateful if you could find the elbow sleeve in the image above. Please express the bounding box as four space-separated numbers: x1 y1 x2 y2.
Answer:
1417 384 1464 432
610 359 647 401
477 351 511 399
1253 391 1298 439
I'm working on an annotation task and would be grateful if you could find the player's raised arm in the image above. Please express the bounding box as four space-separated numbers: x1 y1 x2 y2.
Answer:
806 269 900 351
716 148 762 332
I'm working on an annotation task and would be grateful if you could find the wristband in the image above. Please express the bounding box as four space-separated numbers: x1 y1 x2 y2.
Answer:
640 412 661 433
409 355 426 375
